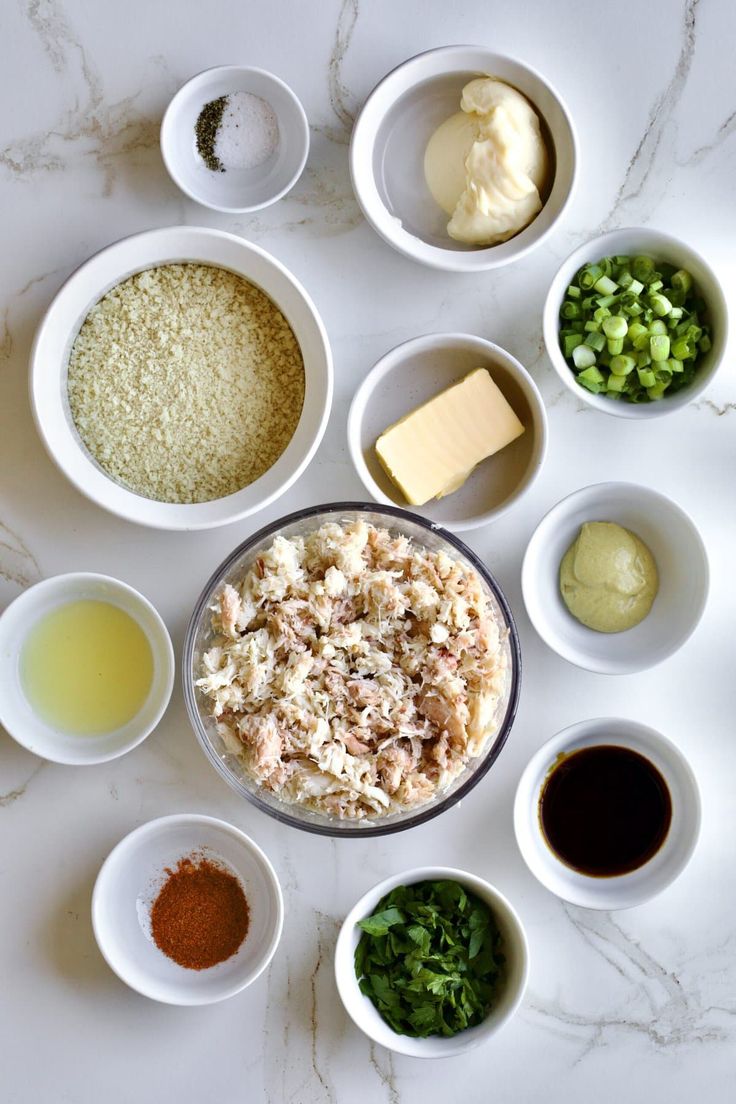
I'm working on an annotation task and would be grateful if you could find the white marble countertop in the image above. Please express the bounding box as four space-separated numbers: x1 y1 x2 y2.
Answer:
2 1 735 1101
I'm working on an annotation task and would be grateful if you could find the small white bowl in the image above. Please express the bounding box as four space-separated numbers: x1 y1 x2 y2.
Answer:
335 866 529 1058
0 573 174 765
350 46 577 271
92 814 283 1005
543 227 728 418
521 482 708 674
161 66 309 213
30 226 332 530
347 333 548 531
514 718 701 909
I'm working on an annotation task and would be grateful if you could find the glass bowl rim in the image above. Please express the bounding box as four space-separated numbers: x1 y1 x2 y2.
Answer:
182 501 522 838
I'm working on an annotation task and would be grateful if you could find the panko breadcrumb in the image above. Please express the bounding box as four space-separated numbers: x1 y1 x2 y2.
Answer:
196 519 508 821
67 263 304 503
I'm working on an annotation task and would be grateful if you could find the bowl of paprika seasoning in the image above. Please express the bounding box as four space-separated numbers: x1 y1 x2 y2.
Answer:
92 814 283 1004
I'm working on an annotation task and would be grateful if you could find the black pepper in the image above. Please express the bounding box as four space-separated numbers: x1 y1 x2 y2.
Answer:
195 96 228 172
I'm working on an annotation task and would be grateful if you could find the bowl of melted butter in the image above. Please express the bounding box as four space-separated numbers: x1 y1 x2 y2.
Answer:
0 573 174 764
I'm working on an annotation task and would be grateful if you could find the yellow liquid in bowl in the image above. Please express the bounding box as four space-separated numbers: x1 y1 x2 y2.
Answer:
20 599 154 735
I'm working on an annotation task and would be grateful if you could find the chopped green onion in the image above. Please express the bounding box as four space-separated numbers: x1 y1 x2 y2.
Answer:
650 293 672 316
584 331 606 352
558 252 711 404
650 335 670 361
572 343 596 370
627 321 648 342
579 264 603 290
632 255 655 282
609 354 636 376
564 333 584 357
578 365 604 390
594 275 618 296
602 315 628 339
672 338 692 359
672 269 692 294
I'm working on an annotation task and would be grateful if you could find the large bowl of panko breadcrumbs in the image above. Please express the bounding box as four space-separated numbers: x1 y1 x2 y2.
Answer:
30 226 333 529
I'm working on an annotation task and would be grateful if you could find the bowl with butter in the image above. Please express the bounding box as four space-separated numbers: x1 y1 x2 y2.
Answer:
350 46 577 271
521 482 709 674
348 332 547 531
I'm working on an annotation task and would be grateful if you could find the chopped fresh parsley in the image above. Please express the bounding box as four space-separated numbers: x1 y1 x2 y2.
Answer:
354 879 504 1038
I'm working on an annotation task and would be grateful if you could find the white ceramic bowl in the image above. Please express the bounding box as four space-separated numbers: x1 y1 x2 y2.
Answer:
30 226 332 530
514 718 701 909
0 573 174 765
347 333 548 531
350 46 577 271
92 814 283 1004
522 482 708 674
161 66 309 212
335 866 529 1057
543 227 728 418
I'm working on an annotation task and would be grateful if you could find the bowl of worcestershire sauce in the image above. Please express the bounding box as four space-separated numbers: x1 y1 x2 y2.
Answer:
513 718 700 909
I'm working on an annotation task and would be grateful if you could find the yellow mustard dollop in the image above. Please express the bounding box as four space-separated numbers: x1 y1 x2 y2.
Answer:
559 521 659 633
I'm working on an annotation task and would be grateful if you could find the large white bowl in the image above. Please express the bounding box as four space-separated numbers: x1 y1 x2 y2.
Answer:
350 46 577 271
514 718 701 910
347 333 548 531
92 814 283 1005
335 867 529 1057
30 226 332 530
0 573 174 765
521 482 709 675
161 66 309 213
543 227 728 418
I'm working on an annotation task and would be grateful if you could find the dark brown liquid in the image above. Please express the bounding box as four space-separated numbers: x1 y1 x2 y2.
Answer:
539 745 672 877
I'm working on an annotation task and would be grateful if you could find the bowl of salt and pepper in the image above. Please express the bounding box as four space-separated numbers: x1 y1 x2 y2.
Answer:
161 65 310 212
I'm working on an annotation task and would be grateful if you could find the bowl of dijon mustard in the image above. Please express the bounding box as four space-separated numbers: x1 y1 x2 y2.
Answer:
521 482 709 675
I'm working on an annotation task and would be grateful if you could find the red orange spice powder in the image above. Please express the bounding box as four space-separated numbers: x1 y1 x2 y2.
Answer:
150 853 249 970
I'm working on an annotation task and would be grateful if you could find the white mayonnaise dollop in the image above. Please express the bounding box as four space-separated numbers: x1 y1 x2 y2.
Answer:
424 77 548 246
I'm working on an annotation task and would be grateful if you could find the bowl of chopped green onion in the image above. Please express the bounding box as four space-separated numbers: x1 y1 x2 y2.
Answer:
335 867 529 1057
543 228 728 417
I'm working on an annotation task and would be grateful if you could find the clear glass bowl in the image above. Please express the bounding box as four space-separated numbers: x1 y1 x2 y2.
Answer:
182 503 521 837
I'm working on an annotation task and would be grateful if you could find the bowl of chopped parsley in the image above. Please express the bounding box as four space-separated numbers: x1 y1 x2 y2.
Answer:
334 867 529 1057
543 228 728 418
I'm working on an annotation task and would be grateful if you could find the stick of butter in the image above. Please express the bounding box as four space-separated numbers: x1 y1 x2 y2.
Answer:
375 368 525 506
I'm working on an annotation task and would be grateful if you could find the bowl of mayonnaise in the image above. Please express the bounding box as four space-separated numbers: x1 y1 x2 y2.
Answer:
349 46 577 271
